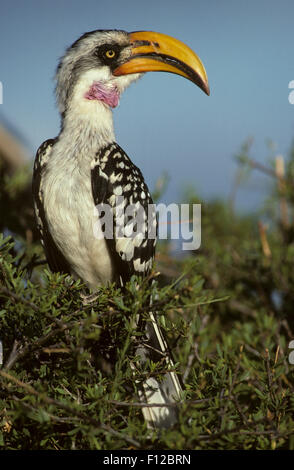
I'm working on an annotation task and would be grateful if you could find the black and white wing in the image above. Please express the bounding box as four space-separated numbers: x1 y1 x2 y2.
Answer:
91 142 157 283
32 139 71 274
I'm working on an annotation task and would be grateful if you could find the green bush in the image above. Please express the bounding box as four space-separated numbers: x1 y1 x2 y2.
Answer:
0 140 294 449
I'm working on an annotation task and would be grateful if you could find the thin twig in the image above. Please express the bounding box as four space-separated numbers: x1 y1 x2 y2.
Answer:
246 158 292 184
275 155 290 229
108 397 224 408
231 395 249 426
265 349 275 402
183 342 200 383
229 299 257 318
0 286 39 312
4 322 69 370
197 426 289 442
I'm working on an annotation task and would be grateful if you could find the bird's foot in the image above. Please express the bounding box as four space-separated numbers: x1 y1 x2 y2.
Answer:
80 292 99 305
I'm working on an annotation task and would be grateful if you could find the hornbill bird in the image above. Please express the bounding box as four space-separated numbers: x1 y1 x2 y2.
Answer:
33 30 209 428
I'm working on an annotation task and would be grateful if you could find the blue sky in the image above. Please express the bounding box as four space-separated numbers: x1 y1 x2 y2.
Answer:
1 0 294 210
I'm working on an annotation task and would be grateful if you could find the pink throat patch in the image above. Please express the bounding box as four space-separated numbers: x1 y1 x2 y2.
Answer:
84 82 120 108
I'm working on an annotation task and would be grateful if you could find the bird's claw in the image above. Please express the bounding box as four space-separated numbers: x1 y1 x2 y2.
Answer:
80 292 99 305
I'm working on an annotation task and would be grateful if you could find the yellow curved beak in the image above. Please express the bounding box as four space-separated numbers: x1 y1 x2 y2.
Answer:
113 31 210 96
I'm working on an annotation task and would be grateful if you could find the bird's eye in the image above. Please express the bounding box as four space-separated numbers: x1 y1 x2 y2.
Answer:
94 45 119 64
105 49 116 59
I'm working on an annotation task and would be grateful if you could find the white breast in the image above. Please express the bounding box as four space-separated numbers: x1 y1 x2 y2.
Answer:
42 152 113 290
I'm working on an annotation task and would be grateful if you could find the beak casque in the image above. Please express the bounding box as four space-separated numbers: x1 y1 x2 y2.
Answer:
113 31 210 96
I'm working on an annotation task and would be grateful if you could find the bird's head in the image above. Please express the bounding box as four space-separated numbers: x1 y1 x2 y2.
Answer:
56 29 209 117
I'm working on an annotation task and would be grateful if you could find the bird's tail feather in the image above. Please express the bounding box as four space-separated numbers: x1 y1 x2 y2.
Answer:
134 311 182 429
